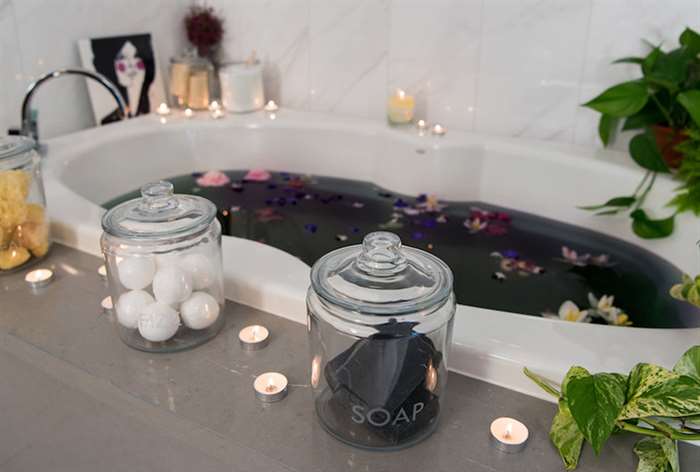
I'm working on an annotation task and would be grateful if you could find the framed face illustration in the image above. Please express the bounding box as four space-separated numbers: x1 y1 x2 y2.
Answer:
78 33 166 125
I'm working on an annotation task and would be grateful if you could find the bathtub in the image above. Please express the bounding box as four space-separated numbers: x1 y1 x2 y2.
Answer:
43 109 700 400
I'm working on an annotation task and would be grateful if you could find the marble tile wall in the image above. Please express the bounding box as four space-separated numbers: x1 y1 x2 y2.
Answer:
1 0 698 145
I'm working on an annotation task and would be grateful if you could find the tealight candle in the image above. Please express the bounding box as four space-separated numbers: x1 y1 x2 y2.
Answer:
264 100 279 112
101 296 113 314
490 417 529 453
211 108 225 120
208 100 222 112
387 89 415 125
254 372 288 402
416 119 428 136
184 108 194 119
239 324 270 350
25 268 54 289
156 102 171 116
431 123 447 136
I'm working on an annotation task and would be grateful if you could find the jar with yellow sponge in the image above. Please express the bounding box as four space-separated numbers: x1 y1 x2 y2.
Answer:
0 137 50 271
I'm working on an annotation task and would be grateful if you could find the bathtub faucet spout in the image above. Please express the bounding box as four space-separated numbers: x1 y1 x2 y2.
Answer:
14 68 128 146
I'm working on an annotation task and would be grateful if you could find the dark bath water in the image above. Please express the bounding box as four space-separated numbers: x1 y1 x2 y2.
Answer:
104 170 699 329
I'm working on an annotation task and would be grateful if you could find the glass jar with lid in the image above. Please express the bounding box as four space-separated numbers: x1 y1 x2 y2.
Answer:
307 231 456 450
0 136 50 272
101 181 225 352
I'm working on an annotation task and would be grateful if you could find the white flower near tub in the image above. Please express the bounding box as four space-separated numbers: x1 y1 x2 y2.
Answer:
543 300 590 323
588 293 632 326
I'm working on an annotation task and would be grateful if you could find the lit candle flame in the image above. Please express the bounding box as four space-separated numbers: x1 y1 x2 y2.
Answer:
265 377 277 393
397 89 406 100
184 108 193 118
504 422 513 439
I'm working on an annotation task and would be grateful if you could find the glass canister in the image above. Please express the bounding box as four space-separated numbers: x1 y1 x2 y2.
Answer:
307 231 456 450
0 136 50 272
101 181 225 352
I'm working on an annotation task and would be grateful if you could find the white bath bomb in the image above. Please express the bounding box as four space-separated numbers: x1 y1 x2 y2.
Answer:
180 292 220 330
152 265 192 305
115 290 154 329
118 257 155 290
179 253 216 290
137 302 180 342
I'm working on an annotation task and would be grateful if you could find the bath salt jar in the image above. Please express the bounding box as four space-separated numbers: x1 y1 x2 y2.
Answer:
101 181 225 352
0 136 50 272
307 231 456 450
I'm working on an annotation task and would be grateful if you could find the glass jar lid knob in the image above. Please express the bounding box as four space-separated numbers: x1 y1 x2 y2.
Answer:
139 181 178 213
356 232 408 276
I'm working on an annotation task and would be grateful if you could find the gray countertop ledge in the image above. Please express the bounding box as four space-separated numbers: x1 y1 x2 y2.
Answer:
1 244 698 471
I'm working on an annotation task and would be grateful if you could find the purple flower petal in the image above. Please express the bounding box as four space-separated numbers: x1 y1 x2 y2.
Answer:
304 223 318 234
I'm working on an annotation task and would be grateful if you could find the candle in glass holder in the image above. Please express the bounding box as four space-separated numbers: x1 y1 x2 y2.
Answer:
188 70 211 110
387 89 415 125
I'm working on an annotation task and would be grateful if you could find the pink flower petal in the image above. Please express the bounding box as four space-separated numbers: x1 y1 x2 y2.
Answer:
244 169 271 182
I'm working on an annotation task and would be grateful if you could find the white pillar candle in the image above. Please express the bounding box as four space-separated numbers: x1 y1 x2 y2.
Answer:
239 325 270 350
490 417 529 453
219 62 265 113
254 372 288 402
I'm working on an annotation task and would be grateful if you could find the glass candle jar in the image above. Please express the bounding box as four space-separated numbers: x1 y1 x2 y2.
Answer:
0 136 50 272
307 231 456 450
101 181 225 352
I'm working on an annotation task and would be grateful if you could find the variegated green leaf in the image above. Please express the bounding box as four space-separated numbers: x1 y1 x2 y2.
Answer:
673 345 700 382
687 285 700 306
619 363 700 419
550 400 585 470
562 366 590 398
567 372 627 454
634 437 677 472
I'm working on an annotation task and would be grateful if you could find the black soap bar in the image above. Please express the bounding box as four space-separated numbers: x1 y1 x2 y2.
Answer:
326 329 440 413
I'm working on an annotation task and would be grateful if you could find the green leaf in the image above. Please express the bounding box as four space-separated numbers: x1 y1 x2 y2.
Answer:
629 132 669 173
579 196 636 211
634 437 678 472
646 48 692 92
619 363 700 419
642 47 662 76
583 81 649 117
622 102 666 130
550 401 585 470
673 345 700 382
612 56 644 65
562 366 590 398
677 90 700 128
567 372 627 454
598 114 619 146
630 209 675 239
679 27 700 56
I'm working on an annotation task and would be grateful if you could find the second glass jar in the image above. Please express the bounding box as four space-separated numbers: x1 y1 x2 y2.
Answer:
101 181 225 352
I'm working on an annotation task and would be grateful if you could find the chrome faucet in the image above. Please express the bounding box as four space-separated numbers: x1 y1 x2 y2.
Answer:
15 68 128 145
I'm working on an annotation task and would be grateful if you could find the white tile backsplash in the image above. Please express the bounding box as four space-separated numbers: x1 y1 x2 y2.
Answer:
0 0 698 144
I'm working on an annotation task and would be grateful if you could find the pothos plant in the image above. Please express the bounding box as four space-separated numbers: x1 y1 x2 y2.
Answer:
525 345 700 471
581 27 700 239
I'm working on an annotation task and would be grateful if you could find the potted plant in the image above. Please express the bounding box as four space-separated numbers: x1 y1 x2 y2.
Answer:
581 27 700 239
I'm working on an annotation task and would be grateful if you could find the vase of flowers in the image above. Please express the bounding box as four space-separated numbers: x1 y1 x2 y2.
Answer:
169 6 224 109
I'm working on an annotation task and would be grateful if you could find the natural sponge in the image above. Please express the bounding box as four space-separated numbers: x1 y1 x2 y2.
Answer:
0 244 30 270
0 170 31 202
